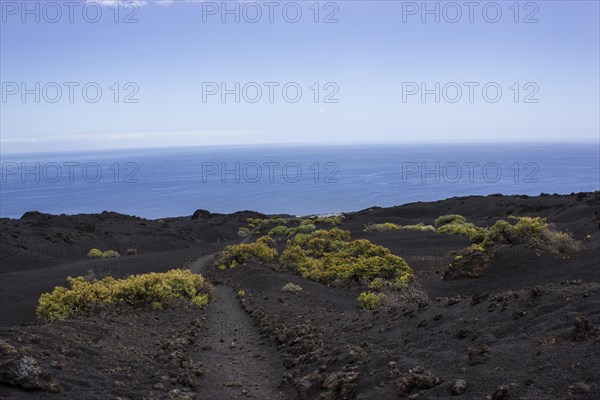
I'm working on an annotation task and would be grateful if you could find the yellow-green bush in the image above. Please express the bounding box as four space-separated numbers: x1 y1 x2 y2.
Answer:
192 293 209 308
364 223 399 232
436 215 581 256
268 225 290 237
256 235 276 247
357 291 385 309
482 216 581 255
437 221 487 243
236 289 246 298
246 217 289 233
291 228 351 249
101 250 120 258
399 223 436 232
281 283 303 293
467 243 485 252
294 223 317 234
435 214 466 227
311 215 343 226
217 242 278 266
368 278 385 290
281 229 413 286
36 269 211 321
87 248 103 258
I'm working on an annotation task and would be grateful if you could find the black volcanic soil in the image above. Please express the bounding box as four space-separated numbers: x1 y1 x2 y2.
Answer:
1 192 599 399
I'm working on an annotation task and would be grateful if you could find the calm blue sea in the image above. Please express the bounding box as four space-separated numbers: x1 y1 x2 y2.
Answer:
1 144 598 219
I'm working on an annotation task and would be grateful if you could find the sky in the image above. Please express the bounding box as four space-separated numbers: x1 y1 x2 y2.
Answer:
0 0 599 153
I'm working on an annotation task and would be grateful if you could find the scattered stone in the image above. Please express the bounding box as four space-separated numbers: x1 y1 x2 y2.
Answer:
490 384 515 400
0 340 62 393
571 315 600 341
569 382 591 395
530 286 544 299
512 311 526 320
390 365 442 396
468 345 490 366
540 336 557 346
452 379 467 395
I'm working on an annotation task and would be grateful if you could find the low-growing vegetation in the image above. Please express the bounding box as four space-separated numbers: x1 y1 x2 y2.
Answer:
87 248 120 258
101 250 120 258
280 228 413 287
309 215 344 226
436 214 581 256
216 242 278 268
36 269 212 321
364 222 399 232
482 216 581 255
87 248 102 258
357 291 386 309
268 225 290 237
435 214 466 227
365 222 435 232
245 217 290 233
281 283 303 294
399 223 436 232
437 221 487 242
256 235 276 247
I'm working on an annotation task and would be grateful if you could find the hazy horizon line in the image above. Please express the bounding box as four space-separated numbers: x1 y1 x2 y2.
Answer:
2 139 599 157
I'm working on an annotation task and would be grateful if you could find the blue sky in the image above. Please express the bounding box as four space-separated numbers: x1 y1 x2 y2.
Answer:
1 0 599 153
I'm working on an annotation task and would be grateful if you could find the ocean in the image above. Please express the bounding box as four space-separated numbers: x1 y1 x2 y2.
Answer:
1 143 598 219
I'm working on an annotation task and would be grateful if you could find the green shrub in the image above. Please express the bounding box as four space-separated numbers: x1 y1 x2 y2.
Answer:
236 289 246 298
295 223 317 234
191 294 209 308
542 230 582 255
268 225 290 237
260 218 287 228
364 223 399 232
36 269 211 321
357 291 385 309
291 228 351 249
435 214 466 227
281 283 303 294
280 245 307 266
237 227 250 238
309 215 343 226
482 216 580 255
217 242 278 265
256 235 276 247
399 223 436 232
437 222 487 243
467 243 485 252
283 229 413 286
368 278 385 290
87 248 103 258
392 274 411 289
101 250 120 258
246 218 260 228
